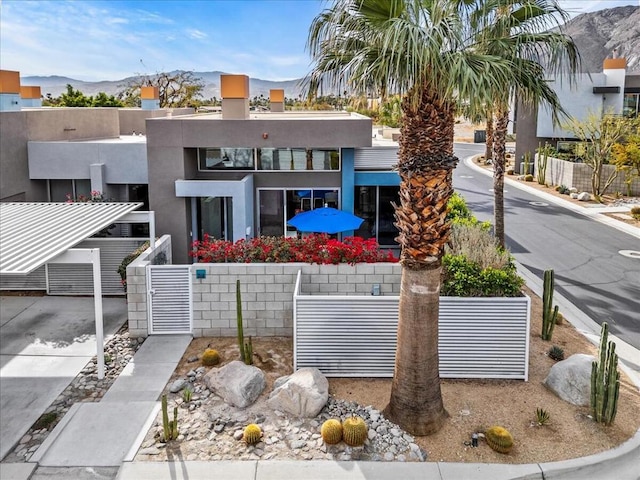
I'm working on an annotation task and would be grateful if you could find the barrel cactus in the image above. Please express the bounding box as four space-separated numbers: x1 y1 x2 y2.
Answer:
485 426 514 454
342 416 367 447
321 419 343 445
242 424 262 445
201 348 220 367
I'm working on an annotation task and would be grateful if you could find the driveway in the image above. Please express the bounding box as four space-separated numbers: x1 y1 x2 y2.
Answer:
0 295 128 460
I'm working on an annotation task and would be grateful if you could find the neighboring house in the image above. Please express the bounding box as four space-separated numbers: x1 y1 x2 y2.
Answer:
515 57 640 169
0 71 401 264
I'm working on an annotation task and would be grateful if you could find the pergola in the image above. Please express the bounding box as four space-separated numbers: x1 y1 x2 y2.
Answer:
0 202 154 378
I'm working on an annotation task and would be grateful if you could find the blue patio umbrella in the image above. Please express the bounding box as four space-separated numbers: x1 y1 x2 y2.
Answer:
287 207 364 234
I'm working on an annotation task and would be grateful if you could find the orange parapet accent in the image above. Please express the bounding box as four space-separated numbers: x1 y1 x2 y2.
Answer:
141 86 159 100
270 89 285 103
603 58 627 70
221 74 250 99
0 70 21 94
20 86 41 99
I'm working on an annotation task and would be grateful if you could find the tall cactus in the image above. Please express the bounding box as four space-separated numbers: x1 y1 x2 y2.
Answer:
591 322 620 425
541 269 559 341
536 142 550 185
161 394 177 442
236 280 253 365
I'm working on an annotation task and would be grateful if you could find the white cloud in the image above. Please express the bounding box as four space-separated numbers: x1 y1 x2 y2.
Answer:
105 17 129 26
186 29 208 40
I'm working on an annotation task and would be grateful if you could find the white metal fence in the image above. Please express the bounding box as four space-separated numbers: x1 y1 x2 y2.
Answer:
293 271 530 380
0 238 146 295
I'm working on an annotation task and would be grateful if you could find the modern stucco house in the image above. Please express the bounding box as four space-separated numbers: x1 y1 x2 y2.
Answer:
515 57 640 168
0 71 401 265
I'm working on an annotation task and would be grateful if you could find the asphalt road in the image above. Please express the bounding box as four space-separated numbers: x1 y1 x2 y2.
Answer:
451 143 640 350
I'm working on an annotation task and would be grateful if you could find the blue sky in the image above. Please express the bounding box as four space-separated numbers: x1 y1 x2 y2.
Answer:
1 0 638 82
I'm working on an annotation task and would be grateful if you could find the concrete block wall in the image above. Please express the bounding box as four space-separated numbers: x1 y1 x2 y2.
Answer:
190 262 401 338
127 259 400 338
126 235 172 337
536 155 640 195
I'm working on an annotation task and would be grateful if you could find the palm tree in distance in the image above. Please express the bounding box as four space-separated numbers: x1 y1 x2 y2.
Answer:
471 0 579 248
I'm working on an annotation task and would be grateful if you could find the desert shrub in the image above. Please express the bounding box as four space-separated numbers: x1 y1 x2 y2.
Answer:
535 408 551 426
446 223 511 271
524 174 534 182
631 206 640 220
548 345 565 361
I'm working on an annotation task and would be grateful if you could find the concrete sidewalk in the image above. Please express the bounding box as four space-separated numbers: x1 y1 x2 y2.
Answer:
114 433 640 480
28 334 191 468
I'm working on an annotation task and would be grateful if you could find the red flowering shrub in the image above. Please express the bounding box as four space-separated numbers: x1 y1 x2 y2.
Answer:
191 234 397 264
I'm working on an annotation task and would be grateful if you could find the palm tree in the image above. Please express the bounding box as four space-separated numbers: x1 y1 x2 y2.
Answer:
471 0 579 248
307 0 525 435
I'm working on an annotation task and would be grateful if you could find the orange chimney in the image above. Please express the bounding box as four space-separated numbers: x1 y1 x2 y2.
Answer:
603 58 626 70
0 70 21 94
0 70 22 111
221 74 250 119
140 86 160 110
20 85 42 107
270 89 285 112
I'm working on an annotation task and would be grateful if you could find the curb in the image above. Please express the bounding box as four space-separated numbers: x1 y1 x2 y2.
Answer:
464 155 640 240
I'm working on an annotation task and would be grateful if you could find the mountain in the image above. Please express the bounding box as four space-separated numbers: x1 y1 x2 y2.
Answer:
21 71 307 100
561 5 640 73
20 5 640 99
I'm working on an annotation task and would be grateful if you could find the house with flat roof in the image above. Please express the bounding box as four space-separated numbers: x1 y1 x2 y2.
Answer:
515 57 640 167
0 71 401 264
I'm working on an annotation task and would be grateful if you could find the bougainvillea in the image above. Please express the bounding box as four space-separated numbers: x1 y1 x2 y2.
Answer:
191 234 397 265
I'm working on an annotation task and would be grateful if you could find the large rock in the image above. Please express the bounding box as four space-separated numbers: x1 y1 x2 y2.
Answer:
203 360 266 408
267 368 329 417
578 192 591 201
544 354 594 406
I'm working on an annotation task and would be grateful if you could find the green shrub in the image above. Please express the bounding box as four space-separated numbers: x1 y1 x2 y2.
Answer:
441 254 523 297
117 241 150 292
447 193 491 230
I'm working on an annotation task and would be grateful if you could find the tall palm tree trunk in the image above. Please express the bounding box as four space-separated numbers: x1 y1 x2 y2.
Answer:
485 111 494 161
385 89 456 435
493 107 509 249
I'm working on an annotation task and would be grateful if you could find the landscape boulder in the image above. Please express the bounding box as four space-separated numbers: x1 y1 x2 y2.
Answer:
267 367 329 417
203 360 266 408
578 192 591 202
544 353 594 406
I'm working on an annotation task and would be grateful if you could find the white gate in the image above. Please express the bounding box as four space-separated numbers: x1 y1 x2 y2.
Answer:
147 265 193 334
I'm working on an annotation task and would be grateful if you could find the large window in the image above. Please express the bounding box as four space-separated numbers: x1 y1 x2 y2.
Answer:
258 188 339 237
258 148 339 171
354 186 399 247
49 179 91 202
198 148 254 170
197 147 339 171
623 93 639 118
